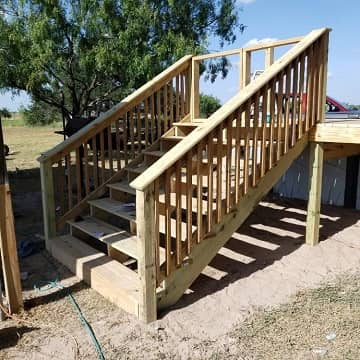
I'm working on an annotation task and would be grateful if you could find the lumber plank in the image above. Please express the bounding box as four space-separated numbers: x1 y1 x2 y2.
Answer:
51 235 139 316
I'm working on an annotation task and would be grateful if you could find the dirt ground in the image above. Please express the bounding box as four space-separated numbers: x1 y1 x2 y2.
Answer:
1 126 360 359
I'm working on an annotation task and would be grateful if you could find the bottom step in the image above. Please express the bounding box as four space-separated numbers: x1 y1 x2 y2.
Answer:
50 235 140 317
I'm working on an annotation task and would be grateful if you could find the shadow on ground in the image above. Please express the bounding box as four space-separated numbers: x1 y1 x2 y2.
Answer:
162 195 360 314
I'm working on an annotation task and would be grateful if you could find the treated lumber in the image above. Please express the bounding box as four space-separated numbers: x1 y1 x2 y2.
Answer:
51 235 139 316
306 142 324 246
0 119 23 313
131 28 330 192
38 55 192 164
40 160 56 250
158 135 309 309
192 36 303 61
136 186 157 323
190 59 200 119
323 143 360 160
310 122 360 144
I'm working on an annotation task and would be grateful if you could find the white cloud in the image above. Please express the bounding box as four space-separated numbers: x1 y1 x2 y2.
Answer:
327 71 333 78
243 38 278 47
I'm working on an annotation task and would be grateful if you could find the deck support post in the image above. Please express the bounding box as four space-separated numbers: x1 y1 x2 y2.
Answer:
40 160 56 252
136 185 157 323
306 142 324 246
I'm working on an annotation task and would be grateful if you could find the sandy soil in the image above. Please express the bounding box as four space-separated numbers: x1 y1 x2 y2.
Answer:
1 169 360 360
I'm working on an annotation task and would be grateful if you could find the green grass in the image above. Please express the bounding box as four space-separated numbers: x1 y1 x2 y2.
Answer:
2 117 63 128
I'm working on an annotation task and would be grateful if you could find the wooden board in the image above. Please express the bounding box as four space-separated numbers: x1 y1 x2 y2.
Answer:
51 235 139 316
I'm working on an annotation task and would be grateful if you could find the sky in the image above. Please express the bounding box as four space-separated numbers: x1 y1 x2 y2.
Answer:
1 0 359 110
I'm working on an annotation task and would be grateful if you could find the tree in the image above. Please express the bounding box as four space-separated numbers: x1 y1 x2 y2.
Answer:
199 93 221 117
0 108 11 118
0 1 245 124
21 101 62 126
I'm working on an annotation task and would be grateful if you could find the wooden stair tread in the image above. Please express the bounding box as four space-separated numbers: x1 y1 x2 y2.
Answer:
108 181 136 195
144 150 165 157
88 198 136 221
161 135 184 141
69 216 140 259
50 235 139 316
125 163 150 174
172 122 201 127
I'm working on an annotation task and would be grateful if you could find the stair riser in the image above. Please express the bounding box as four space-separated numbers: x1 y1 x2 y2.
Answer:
90 206 137 234
109 188 135 202
160 138 182 152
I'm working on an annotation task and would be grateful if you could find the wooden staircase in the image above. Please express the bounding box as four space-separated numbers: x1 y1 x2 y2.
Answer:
39 28 330 322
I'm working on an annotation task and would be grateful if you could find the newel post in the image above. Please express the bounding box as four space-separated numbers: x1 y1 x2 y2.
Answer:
40 160 56 252
190 58 200 120
136 184 157 323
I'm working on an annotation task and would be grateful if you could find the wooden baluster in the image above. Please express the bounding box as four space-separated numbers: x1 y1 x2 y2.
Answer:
169 79 174 126
207 133 214 233
260 88 268 177
107 125 113 174
75 147 82 203
137 105 142 154
115 118 121 171
243 100 251 195
165 168 172 276
312 43 321 126
186 150 193 254
57 160 65 214
180 73 185 118
129 108 135 159
100 130 105 182
123 114 128 165
291 58 299 147
157 90 161 139
66 154 73 209
276 72 284 160
225 116 232 213
175 161 182 265
234 108 241 203
318 33 329 124
144 97 149 147
252 92 260 187
151 94 155 143
216 124 223 223
298 53 305 139
268 80 276 170
83 144 90 196
175 74 180 122
92 137 98 188
197 141 203 243
284 65 291 154
305 46 314 132
163 84 168 132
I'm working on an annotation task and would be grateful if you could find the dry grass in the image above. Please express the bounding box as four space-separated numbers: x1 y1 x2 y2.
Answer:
3 126 62 171
206 274 360 360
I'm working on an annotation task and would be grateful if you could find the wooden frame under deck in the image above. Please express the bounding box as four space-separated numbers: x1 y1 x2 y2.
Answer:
39 28 331 322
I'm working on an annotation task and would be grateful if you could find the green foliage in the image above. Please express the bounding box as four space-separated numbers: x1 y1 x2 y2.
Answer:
0 0 245 121
21 101 62 126
200 93 221 117
0 107 11 118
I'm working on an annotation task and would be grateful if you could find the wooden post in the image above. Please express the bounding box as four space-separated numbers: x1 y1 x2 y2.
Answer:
240 49 251 89
136 185 157 323
0 118 23 313
190 59 200 120
40 160 56 252
306 142 324 246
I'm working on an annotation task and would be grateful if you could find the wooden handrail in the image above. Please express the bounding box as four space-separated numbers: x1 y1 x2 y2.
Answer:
192 35 304 61
38 55 192 164
131 28 330 191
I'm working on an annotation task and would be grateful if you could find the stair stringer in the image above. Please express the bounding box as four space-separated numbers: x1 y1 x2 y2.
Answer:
157 134 309 309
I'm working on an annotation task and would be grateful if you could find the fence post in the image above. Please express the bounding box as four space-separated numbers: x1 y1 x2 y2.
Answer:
136 184 157 323
0 118 23 313
40 160 56 252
